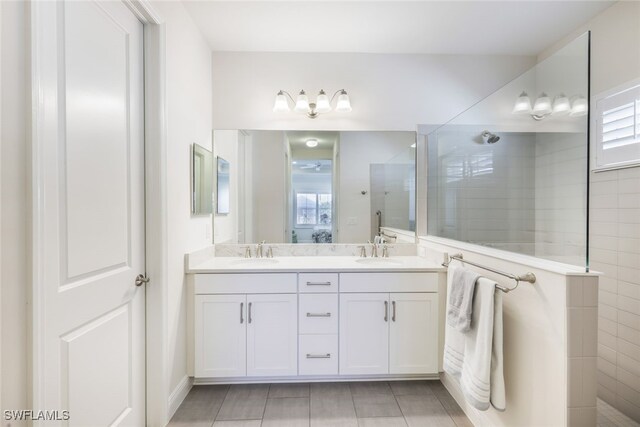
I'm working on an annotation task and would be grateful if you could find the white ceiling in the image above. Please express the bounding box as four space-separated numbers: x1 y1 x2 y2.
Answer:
183 1 613 55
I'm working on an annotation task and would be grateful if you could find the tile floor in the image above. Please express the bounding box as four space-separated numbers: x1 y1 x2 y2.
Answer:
168 380 472 427
598 399 640 427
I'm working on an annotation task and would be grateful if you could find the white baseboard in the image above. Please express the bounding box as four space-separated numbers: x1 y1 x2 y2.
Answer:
167 375 193 421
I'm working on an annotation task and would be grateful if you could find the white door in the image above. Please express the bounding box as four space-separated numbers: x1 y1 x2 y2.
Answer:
247 294 298 376
32 1 145 425
339 293 389 375
195 295 247 378
389 293 439 374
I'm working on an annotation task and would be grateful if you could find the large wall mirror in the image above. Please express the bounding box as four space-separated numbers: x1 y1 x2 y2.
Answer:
191 143 214 215
211 130 416 244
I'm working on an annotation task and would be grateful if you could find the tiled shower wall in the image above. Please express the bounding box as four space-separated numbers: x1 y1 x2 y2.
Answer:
590 166 640 421
534 132 587 266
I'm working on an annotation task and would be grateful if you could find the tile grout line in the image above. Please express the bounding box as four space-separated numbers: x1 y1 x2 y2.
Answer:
210 384 231 426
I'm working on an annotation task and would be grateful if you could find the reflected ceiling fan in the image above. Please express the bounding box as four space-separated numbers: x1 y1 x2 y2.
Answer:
299 161 323 171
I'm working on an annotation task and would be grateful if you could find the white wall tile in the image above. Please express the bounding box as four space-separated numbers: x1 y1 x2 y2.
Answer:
568 277 584 307
569 308 584 357
583 278 599 307
583 357 598 407
568 407 597 427
569 358 584 407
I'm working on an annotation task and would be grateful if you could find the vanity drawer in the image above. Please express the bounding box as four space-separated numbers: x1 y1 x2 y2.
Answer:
299 294 338 334
339 272 438 293
299 335 338 376
298 273 339 293
194 273 297 294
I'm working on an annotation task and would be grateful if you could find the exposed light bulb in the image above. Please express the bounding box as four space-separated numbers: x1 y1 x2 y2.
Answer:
306 139 319 148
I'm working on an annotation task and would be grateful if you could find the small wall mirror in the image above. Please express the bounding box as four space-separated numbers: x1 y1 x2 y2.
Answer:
216 157 230 215
191 144 214 215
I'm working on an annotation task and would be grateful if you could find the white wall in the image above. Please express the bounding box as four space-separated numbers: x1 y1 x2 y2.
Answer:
213 130 239 243
1 1 29 420
539 2 640 421
211 52 536 131
152 0 214 420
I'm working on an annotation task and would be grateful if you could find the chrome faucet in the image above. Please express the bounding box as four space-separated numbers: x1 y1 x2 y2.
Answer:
381 244 393 258
266 246 274 258
244 246 252 258
256 240 266 258
358 246 367 258
367 240 378 258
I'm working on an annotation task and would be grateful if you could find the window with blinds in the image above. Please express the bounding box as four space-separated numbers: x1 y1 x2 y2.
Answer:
595 82 640 169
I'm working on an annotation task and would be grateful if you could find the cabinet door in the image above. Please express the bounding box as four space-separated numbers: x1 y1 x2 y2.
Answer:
247 294 298 376
389 293 439 374
195 294 246 378
339 293 389 375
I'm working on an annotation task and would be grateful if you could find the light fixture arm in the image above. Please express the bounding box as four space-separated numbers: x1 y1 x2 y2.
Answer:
277 90 297 105
329 89 347 103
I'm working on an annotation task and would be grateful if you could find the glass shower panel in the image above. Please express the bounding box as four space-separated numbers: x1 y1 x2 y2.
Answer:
424 33 589 269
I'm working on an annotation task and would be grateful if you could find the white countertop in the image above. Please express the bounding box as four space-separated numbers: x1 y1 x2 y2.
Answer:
187 256 445 274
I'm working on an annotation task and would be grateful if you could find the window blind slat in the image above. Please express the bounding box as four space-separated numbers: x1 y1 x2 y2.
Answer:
602 103 634 123
603 115 634 133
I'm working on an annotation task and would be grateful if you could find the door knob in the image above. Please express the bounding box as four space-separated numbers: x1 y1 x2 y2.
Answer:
135 274 150 287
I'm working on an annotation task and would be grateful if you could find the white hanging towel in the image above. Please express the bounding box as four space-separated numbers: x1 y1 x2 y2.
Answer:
443 274 506 411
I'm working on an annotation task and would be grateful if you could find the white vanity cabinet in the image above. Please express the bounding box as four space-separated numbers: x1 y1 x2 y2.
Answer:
339 272 440 376
246 293 298 376
192 268 442 381
194 294 247 378
193 273 298 379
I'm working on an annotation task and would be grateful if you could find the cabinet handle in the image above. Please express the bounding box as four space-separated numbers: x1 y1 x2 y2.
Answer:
384 301 388 322
392 301 396 322
240 302 244 324
306 353 331 359
248 302 252 323
306 312 331 317
306 281 332 286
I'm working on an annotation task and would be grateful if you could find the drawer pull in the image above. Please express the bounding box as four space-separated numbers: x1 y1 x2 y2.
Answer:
306 281 332 286
240 302 244 324
306 353 331 359
306 312 331 318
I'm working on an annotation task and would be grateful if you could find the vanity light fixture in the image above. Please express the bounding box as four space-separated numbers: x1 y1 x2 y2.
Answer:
513 91 588 120
273 89 352 119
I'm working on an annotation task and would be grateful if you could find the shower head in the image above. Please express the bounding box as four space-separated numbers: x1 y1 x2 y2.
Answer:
481 130 500 144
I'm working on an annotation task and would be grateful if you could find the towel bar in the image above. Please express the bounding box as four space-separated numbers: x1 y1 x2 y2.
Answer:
442 253 536 293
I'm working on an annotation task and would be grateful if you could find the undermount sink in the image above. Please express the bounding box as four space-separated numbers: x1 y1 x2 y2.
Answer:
229 258 279 266
355 258 403 266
